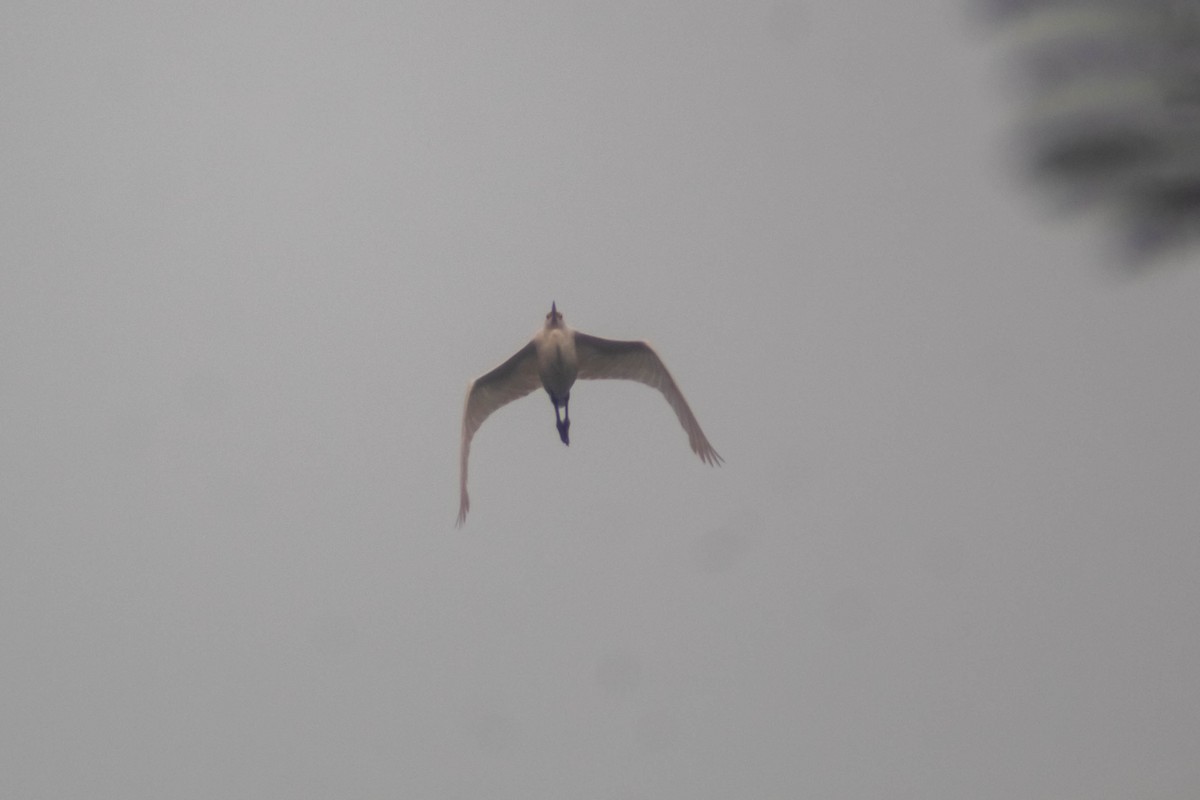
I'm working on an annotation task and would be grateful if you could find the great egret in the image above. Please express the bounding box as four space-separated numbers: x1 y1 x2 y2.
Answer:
457 303 722 525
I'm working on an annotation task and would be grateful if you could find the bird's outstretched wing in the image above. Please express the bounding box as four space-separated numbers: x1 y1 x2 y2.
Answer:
458 341 540 526
574 332 722 466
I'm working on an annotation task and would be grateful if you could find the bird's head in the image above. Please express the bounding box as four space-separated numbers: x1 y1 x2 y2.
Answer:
546 301 563 328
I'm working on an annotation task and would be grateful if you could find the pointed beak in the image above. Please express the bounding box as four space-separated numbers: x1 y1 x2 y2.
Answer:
551 301 557 315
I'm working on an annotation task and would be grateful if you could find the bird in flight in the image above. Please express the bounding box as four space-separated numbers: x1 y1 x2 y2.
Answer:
457 302 722 525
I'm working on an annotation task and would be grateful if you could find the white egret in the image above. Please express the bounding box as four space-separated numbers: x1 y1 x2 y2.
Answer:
457 303 722 525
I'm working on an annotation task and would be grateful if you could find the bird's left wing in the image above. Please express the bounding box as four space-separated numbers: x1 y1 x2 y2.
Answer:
574 332 722 466
458 341 541 526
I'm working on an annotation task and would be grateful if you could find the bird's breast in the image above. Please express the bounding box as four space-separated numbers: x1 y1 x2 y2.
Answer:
536 329 578 396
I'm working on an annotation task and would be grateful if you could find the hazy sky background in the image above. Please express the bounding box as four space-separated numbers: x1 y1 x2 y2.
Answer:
3 2 1198 798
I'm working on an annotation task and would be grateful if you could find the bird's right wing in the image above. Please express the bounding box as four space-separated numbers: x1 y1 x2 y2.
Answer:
457 341 541 526
574 332 722 466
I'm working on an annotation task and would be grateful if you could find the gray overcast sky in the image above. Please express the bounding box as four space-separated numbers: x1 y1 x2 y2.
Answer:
3 2 1198 798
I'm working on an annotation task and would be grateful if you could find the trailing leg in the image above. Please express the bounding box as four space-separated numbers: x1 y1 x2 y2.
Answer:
551 394 571 446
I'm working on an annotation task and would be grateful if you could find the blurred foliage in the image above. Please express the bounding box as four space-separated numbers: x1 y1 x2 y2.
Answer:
985 0 1200 260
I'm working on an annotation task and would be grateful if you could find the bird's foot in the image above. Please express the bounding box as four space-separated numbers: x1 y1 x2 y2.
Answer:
557 418 570 446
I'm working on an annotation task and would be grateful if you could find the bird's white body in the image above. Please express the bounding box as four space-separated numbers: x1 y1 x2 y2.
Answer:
535 326 577 399
456 304 722 526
